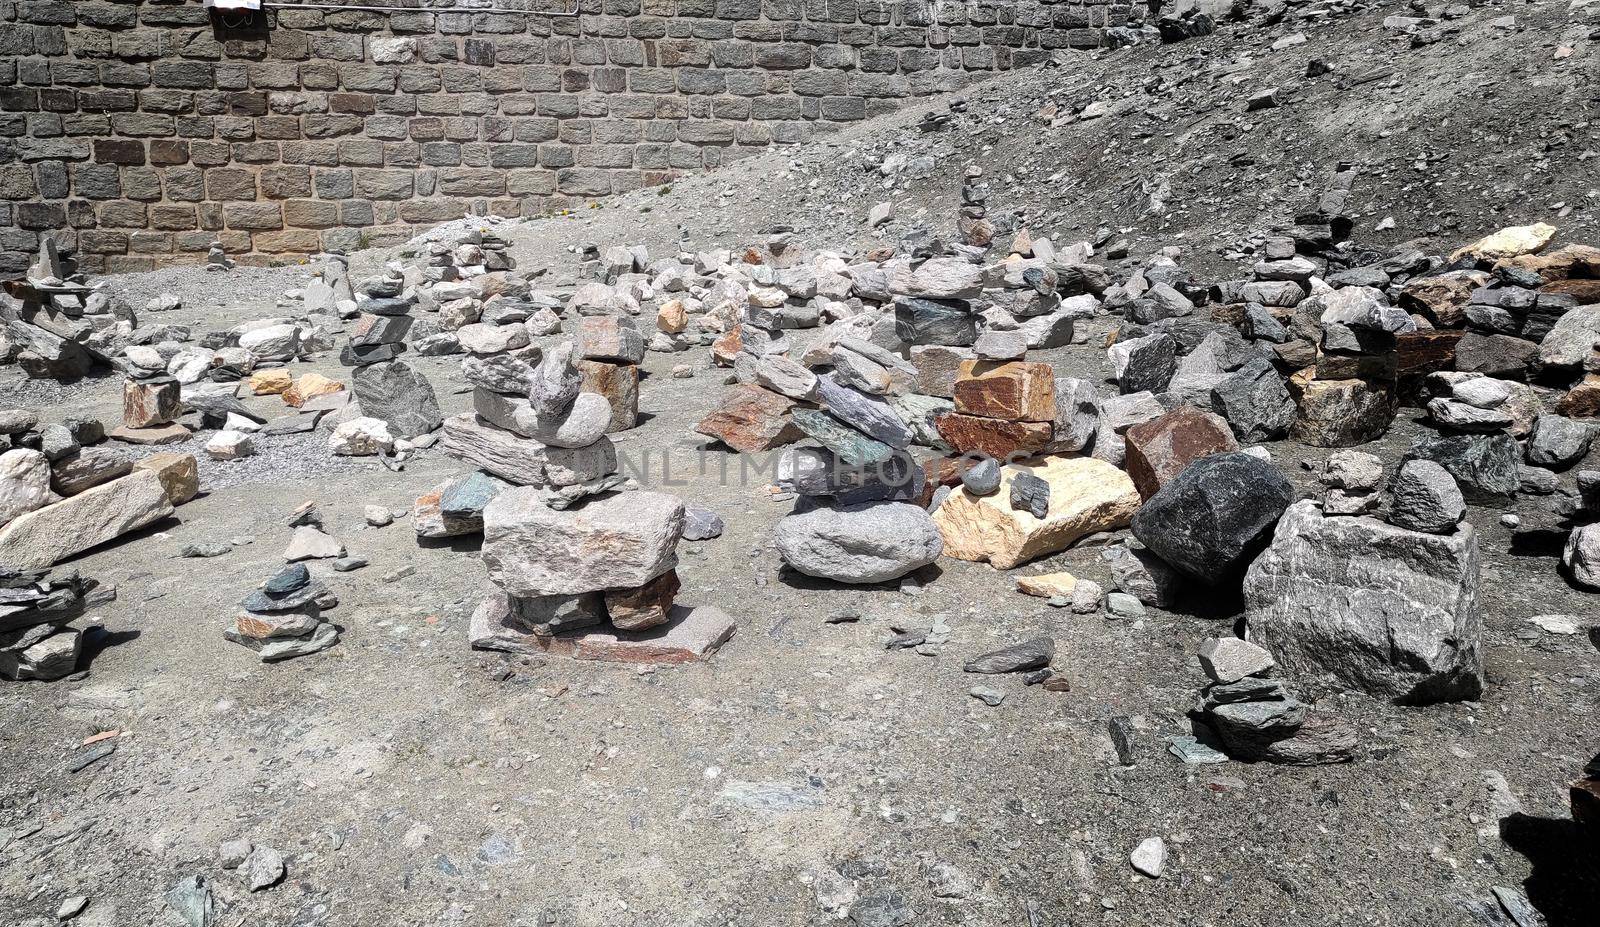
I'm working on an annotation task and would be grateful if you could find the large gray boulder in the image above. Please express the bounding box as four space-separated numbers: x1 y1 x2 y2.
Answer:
482 489 684 596
774 501 942 584
1130 452 1294 583
1210 357 1295 442
1243 500 1483 704
1526 414 1593 470
1538 304 1600 369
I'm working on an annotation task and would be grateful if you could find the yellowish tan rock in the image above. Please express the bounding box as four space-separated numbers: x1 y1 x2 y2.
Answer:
1449 222 1557 263
933 456 1139 569
133 452 199 505
249 369 292 396
283 372 344 408
1016 572 1078 598
657 299 688 334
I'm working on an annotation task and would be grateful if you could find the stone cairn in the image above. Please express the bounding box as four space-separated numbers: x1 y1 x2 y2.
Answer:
453 340 733 661
223 563 338 663
0 568 103 682
574 315 644 433
335 267 443 456
771 344 945 585
1184 636 1356 767
205 240 234 273
434 340 626 534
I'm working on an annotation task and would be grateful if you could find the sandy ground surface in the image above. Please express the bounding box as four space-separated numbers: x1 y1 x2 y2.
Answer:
3 251 1598 926
4 5 1600 923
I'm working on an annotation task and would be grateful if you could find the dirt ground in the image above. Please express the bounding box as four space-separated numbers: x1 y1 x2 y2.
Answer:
3 248 1598 926
5 5 1600 924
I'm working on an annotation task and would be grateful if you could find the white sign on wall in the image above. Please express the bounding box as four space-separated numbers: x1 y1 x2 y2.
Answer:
203 0 264 10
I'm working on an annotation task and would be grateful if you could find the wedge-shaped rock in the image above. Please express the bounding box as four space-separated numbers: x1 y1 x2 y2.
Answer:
694 384 805 453
482 489 684 596
0 470 173 571
932 456 1139 569
1243 500 1483 704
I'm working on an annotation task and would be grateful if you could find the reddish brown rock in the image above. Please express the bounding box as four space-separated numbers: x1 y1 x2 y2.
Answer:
1557 375 1600 418
1398 330 1464 402
934 413 1053 460
916 455 968 507
1397 271 1489 327
1397 330 1462 377
1313 350 1397 381
711 325 743 366
694 384 805 452
578 359 640 433
123 377 182 428
1123 406 1239 500
603 569 680 632
953 360 1057 423
1542 278 1600 304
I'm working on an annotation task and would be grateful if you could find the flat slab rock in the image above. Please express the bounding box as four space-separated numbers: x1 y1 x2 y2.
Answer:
933 455 1139 569
0 470 174 571
470 595 735 664
441 412 617 488
482 488 684 597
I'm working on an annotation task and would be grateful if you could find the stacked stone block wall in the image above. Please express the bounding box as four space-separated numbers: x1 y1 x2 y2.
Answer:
0 0 1119 274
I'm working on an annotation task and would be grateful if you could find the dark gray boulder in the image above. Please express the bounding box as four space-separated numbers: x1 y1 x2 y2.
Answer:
1130 452 1294 583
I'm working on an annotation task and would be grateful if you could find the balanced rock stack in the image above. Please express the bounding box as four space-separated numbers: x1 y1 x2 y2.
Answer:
433 340 625 543
223 563 339 663
5 238 103 380
205 241 234 273
1291 286 1410 447
338 268 443 451
575 316 644 433
1410 371 1531 501
897 254 981 404
0 568 106 682
1189 636 1357 766
467 394 734 662
772 367 944 584
341 270 413 369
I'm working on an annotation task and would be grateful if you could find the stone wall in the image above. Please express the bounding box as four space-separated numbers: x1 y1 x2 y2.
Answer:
0 0 1121 275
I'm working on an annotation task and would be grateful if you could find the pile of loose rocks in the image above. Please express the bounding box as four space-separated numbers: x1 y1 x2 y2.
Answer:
1 408 198 573
0 568 110 682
